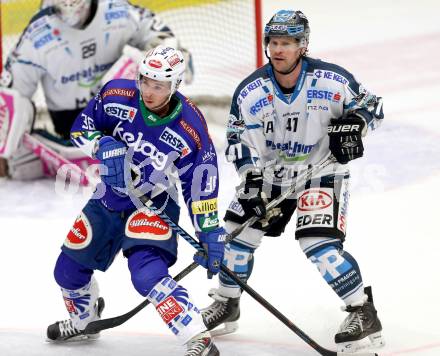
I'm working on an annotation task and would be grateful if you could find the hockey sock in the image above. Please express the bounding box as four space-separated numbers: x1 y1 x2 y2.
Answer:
218 240 255 298
60 276 101 331
147 277 206 344
306 243 365 305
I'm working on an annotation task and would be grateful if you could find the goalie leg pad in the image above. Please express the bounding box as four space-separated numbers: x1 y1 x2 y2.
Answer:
300 237 365 305
0 87 34 158
7 144 44 180
147 277 206 344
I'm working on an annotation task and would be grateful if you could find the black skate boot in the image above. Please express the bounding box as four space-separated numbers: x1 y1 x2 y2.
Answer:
47 297 105 342
335 287 385 353
201 289 240 337
185 331 220 356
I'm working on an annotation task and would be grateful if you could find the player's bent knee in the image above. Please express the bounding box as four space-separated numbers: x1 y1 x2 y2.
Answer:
127 246 170 297
298 236 343 256
54 252 93 290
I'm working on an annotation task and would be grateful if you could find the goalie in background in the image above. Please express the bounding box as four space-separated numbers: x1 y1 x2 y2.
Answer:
0 0 193 180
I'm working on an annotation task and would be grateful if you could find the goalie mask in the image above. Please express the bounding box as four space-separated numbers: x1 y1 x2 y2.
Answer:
264 10 310 50
54 0 92 28
137 45 186 97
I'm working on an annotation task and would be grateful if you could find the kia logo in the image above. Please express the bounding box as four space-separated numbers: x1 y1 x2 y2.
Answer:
298 190 333 211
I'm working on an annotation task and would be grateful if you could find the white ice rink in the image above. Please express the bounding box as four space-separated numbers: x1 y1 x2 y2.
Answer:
1 0 440 355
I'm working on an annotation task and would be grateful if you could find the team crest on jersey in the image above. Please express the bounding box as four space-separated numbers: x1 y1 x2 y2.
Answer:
125 208 172 240
159 127 192 157
104 103 137 122
64 213 93 250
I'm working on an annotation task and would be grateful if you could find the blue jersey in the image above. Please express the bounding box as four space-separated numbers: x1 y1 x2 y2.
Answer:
71 79 219 233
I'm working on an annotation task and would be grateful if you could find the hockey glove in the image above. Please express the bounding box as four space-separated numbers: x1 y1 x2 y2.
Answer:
328 115 366 164
237 168 267 218
194 227 226 278
95 136 127 188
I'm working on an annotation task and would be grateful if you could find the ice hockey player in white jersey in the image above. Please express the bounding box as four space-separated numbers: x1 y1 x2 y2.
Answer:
201 9 385 353
0 0 193 179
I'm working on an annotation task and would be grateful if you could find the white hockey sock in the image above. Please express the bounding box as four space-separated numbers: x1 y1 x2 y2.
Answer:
60 276 100 331
147 277 206 344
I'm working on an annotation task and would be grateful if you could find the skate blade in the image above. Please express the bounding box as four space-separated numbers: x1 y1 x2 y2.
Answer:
337 331 385 353
46 333 101 343
210 321 239 337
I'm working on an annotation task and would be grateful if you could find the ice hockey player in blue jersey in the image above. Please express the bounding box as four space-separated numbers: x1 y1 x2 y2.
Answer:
46 45 223 356
201 10 385 354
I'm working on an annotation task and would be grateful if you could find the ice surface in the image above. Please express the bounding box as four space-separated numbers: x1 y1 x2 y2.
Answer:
1 0 440 355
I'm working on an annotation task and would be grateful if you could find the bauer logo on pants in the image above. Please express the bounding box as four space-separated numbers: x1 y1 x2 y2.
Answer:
125 208 172 240
64 213 93 250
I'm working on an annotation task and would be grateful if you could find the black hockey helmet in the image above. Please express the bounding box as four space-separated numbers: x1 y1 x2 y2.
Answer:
264 10 310 49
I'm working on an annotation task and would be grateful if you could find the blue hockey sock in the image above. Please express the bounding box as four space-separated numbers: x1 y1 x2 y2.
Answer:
307 244 365 305
218 241 255 298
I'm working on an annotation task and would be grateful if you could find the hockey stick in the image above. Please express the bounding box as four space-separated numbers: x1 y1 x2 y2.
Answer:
84 156 337 334
226 155 337 241
90 188 376 356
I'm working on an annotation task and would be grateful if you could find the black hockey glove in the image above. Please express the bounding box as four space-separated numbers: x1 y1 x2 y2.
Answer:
237 168 267 218
327 115 366 164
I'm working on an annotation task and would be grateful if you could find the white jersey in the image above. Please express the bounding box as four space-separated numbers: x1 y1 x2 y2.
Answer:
226 57 384 183
2 0 176 112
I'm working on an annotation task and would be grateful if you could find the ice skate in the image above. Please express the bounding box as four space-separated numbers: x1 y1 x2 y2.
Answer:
185 331 219 356
335 287 385 353
201 289 240 337
46 297 105 342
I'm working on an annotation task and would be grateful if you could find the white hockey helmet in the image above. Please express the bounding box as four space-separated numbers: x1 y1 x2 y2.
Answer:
53 0 92 28
138 45 186 96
